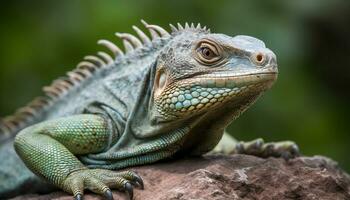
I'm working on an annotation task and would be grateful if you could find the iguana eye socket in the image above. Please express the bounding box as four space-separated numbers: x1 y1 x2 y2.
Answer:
195 40 222 65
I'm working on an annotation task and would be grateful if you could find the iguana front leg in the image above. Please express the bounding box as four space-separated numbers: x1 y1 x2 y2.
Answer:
213 132 300 159
14 114 143 200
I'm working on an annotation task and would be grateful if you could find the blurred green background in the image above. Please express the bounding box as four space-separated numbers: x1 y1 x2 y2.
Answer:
0 0 349 171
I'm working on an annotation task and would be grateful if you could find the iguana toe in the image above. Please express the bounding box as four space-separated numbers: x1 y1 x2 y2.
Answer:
236 139 300 159
272 141 300 160
64 169 143 200
236 138 265 155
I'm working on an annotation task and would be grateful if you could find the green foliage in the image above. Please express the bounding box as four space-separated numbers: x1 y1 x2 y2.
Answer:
0 0 349 171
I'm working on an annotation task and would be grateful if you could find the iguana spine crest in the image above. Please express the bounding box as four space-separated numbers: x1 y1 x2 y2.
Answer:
0 20 209 140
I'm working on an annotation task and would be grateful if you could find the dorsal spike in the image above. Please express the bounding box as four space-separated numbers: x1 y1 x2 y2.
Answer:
43 86 61 98
52 79 71 90
4 120 18 130
97 51 114 64
0 125 10 136
141 19 160 40
59 78 74 87
84 55 105 67
30 97 50 107
177 23 184 30
185 22 190 29
169 24 178 32
67 71 84 82
115 32 142 48
76 61 96 72
74 68 93 78
145 25 170 38
17 107 37 116
50 84 65 93
122 40 134 53
52 85 68 94
13 114 29 123
190 23 195 28
202 26 207 31
3 117 19 128
59 77 75 87
196 23 201 29
132 25 151 44
97 39 124 56
4 122 18 132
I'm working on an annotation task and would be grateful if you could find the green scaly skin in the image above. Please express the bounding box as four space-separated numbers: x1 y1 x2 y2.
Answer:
0 21 300 199
15 115 143 199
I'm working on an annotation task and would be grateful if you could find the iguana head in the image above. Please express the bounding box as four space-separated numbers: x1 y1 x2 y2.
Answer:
152 27 277 123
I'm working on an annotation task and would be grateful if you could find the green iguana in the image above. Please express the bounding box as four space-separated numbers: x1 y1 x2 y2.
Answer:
0 21 299 199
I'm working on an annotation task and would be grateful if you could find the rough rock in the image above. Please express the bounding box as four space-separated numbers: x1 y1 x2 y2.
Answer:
10 154 350 200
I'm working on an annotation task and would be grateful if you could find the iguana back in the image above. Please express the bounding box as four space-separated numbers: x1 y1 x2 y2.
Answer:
0 20 169 143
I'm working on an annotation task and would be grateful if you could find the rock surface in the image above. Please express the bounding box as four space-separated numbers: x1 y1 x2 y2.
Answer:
10 154 350 200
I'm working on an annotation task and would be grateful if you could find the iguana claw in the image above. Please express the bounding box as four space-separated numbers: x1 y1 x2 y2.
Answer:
125 182 133 200
104 189 114 200
132 173 144 189
74 194 83 200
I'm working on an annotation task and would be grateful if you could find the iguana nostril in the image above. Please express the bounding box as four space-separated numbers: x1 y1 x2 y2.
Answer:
252 52 266 66
254 52 266 65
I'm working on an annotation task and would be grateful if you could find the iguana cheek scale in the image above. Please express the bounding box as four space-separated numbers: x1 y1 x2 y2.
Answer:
155 75 275 118
0 21 299 199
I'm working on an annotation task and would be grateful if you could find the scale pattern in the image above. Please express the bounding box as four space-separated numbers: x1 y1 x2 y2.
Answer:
14 115 109 187
156 80 267 120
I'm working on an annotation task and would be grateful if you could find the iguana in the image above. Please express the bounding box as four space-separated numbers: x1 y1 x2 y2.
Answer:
0 20 299 199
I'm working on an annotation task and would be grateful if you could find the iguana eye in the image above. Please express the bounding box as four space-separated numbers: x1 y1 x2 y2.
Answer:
200 47 217 59
195 40 222 65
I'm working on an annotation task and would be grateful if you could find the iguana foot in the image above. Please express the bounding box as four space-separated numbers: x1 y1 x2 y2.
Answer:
63 169 143 200
236 138 300 159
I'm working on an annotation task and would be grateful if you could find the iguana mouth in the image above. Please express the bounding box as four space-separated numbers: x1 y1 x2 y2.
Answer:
155 71 277 119
193 72 278 88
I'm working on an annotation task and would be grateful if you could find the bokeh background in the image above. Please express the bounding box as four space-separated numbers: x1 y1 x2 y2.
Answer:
0 0 349 171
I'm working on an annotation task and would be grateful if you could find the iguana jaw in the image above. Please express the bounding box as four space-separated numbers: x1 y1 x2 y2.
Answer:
170 70 277 155
154 69 277 120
